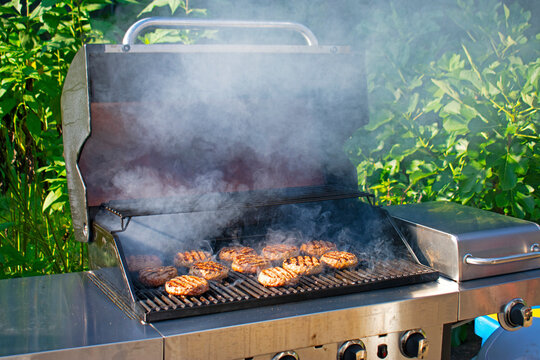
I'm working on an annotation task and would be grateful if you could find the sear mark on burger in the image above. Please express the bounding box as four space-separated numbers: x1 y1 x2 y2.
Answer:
320 251 358 269
189 260 229 281
165 275 209 296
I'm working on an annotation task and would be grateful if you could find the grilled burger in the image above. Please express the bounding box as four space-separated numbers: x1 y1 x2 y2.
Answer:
258 266 299 287
218 246 256 262
320 251 358 269
300 240 337 258
174 250 212 267
165 275 209 296
189 261 229 281
127 255 162 272
282 255 323 275
261 244 299 262
138 266 178 287
231 254 270 273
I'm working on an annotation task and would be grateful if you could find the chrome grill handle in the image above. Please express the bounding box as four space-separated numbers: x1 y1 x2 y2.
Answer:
463 244 540 265
122 17 319 47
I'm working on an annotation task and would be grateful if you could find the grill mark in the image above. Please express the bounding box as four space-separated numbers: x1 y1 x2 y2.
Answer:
235 255 268 266
285 256 320 267
219 247 256 261
323 251 356 261
263 244 297 254
176 251 211 265
192 261 226 272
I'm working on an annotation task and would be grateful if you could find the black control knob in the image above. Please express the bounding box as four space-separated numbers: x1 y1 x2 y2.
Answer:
499 298 533 330
401 330 429 359
338 340 367 360
271 351 299 360
509 302 533 327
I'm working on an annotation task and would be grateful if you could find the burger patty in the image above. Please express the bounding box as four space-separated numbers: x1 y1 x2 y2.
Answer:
218 246 256 262
300 240 337 258
189 261 229 281
231 254 270 273
165 275 209 296
320 251 358 269
261 244 299 262
138 266 178 287
258 267 299 287
127 255 162 272
174 250 212 267
282 255 323 275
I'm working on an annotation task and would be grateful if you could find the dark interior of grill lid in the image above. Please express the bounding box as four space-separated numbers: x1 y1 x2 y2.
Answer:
80 50 366 210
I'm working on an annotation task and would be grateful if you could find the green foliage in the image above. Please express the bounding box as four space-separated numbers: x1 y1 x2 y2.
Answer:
1 0 538 279
0 0 112 278
349 0 539 220
0 0 210 278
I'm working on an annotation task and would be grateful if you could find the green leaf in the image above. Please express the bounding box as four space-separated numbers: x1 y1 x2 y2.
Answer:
139 0 181 16
499 155 518 191
407 93 419 114
424 98 443 113
442 101 461 115
0 244 26 264
516 193 535 214
459 70 482 90
0 222 14 231
432 79 460 100
496 192 510 208
0 98 17 116
42 188 62 213
26 110 42 138
168 0 182 14
443 115 468 134
365 109 394 131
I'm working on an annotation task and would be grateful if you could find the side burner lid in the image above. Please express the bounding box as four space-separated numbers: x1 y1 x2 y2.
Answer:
387 202 540 281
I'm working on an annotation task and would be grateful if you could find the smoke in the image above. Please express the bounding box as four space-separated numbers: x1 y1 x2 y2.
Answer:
78 1 422 261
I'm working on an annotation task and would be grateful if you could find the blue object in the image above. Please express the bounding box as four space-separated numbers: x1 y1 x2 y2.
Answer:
475 306 540 360
475 315 500 345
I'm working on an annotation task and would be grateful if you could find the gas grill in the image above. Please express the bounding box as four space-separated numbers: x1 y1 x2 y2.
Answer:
12 17 534 360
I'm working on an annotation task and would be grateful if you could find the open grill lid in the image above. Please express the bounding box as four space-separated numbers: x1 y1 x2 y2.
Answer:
61 19 369 242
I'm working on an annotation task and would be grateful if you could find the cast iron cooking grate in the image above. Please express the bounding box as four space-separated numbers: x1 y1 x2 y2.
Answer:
134 258 438 322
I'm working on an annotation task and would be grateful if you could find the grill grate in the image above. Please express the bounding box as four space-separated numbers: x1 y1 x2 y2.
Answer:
134 258 438 322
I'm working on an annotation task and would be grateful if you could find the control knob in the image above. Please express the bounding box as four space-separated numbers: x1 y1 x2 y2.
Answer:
272 350 299 360
400 330 429 359
338 340 367 360
498 298 533 331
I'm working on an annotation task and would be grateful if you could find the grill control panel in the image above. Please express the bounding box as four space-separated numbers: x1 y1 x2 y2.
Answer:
243 327 441 360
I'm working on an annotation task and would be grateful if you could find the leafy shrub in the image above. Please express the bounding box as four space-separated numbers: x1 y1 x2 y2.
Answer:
349 0 539 220
0 0 106 278
0 0 207 278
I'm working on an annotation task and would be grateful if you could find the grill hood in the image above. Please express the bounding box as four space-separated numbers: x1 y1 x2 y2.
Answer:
61 20 368 243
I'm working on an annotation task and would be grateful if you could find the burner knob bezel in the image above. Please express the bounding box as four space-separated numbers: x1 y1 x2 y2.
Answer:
337 339 367 360
272 350 299 360
498 298 533 331
400 329 429 359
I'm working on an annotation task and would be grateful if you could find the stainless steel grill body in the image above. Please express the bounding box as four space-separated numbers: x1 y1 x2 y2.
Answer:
49 18 540 360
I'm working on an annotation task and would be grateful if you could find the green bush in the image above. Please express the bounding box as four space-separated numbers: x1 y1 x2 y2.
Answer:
0 0 105 278
1 0 538 278
0 0 207 278
349 0 539 220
